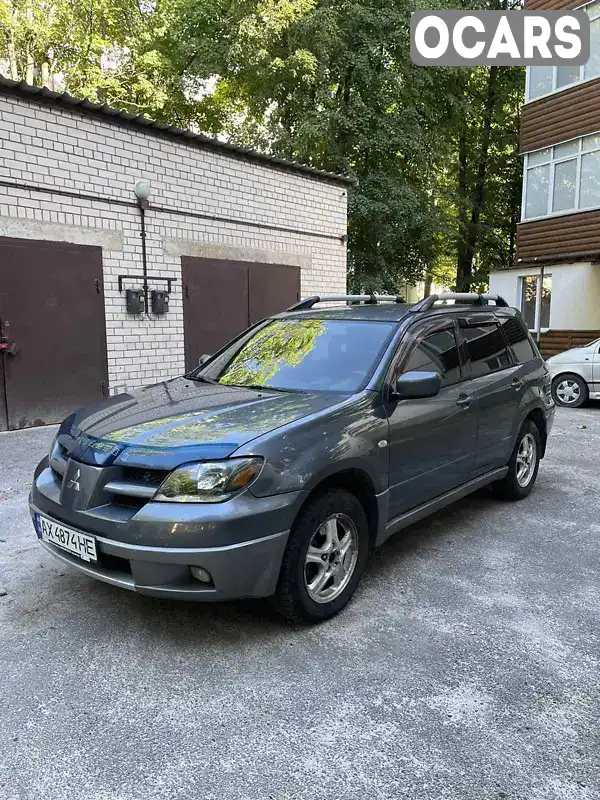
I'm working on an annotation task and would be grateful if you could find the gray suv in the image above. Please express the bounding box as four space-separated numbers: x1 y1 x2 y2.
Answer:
30 293 555 623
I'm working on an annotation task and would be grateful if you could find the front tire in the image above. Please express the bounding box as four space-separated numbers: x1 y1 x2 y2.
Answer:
492 419 541 501
552 374 588 408
272 488 369 624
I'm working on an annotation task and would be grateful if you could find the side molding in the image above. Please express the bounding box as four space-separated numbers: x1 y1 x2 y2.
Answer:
377 467 508 546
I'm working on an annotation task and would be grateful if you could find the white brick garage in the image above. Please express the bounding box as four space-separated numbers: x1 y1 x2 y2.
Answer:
0 79 349 428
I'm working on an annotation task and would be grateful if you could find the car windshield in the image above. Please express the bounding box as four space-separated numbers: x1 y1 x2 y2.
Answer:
195 318 396 393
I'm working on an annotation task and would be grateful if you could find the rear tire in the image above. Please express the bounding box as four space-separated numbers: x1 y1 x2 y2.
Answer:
492 419 541 501
272 488 369 624
552 374 588 408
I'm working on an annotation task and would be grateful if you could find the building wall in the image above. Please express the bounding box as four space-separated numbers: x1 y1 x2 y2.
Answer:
490 263 600 330
520 79 600 154
0 93 348 394
518 0 600 270
517 209 600 261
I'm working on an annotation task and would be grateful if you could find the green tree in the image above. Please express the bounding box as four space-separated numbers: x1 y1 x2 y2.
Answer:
0 0 180 114
0 0 525 294
157 0 523 291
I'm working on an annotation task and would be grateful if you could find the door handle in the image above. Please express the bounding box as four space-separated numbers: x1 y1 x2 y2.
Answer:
456 394 472 408
511 378 523 390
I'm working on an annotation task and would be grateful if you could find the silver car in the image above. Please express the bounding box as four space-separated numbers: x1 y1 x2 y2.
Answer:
547 338 600 407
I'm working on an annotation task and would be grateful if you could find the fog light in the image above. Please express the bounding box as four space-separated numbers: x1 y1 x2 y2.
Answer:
190 566 212 584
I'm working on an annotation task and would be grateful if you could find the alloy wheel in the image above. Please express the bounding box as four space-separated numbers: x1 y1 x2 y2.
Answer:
516 432 537 487
304 513 359 604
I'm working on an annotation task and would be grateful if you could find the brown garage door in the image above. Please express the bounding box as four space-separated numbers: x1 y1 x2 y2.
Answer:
182 257 300 371
0 237 108 431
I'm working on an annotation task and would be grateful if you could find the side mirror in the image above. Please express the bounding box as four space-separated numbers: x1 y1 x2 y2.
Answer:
198 354 212 366
394 371 441 400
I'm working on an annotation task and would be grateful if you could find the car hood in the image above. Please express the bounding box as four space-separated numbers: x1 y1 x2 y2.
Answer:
546 347 587 366
58 378 346 470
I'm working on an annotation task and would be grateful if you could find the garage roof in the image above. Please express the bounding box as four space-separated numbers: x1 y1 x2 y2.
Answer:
0 77 357 188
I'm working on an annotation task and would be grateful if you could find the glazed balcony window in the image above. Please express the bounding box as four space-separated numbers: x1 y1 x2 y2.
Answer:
526 0 600 101
523 134 600 219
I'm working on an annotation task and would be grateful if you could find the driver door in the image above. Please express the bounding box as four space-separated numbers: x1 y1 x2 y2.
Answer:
385 317 479 520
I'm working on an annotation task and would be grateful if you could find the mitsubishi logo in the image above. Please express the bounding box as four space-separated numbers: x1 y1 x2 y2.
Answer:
66 469 81 492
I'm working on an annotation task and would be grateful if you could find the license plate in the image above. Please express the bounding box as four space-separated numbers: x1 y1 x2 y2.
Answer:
35 513 97 562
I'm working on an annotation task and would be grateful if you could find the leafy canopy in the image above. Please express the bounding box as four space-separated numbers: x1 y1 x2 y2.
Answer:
0 0 525 292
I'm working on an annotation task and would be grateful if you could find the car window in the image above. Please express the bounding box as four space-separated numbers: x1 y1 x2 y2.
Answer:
461 323 512 378
401 327 462 387
198 318 396 393
497 315 537 363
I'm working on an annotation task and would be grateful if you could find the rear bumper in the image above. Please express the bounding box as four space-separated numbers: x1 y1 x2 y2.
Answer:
29 501 290 601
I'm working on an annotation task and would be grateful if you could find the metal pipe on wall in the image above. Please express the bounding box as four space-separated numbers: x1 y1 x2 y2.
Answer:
535 263 545 344
138 201 149 314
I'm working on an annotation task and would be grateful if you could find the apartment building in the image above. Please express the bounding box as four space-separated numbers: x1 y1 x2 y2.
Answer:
489 0 600 356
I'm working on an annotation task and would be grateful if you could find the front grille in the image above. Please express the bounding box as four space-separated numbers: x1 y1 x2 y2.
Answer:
122 467 169 487
104 466 169 507
111 494 148 510
97 551 132 575
49 441 68 480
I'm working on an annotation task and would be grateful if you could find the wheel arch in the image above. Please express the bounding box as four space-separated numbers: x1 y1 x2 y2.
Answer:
524 406 548 458
551 369 588 383
297 467 382 548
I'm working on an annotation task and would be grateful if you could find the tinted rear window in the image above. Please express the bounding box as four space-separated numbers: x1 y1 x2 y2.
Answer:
201 318 395 392
497 316 538 363
462 324 511 377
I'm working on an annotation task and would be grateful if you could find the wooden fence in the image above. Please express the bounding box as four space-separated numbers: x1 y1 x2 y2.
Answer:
537 330 600 358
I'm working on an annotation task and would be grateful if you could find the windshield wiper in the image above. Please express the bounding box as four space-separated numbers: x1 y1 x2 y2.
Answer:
225 383 294 393
186 374 217 384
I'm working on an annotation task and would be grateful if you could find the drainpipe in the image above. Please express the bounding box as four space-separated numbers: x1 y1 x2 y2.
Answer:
534 262 545 345
134 180 151 314
138 202 149 314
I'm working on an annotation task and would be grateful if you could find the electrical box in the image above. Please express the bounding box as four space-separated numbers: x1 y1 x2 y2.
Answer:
126 289 145 314
151 289 169 315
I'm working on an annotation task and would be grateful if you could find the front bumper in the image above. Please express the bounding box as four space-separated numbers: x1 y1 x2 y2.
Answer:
30 458 301 600
30 501 290 600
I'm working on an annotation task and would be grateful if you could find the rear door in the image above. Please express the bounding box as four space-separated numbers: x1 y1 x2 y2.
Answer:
458 313 521 473
0 237 108 430
386 317 479 519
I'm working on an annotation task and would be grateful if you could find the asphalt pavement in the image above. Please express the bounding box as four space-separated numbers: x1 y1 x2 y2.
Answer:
1 407 599 800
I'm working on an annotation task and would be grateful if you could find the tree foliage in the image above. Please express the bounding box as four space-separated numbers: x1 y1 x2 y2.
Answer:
0 0 525 293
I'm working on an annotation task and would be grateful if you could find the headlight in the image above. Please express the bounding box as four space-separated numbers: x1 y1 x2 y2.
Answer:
153 458 264 503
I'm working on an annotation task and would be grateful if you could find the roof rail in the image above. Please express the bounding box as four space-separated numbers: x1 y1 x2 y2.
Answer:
285 294 406 312
410 292 509 312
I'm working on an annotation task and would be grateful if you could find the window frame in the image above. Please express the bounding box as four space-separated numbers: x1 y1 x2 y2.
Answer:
518 274 553 333
525 0 600 103
386 317 467 395
522 135 600 222
456 317 514 379
495 312 539 365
